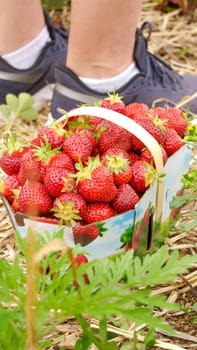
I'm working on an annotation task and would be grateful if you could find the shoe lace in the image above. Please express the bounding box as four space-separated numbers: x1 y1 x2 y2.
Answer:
50 24 68 52
55 25 68 40
140 22 183 90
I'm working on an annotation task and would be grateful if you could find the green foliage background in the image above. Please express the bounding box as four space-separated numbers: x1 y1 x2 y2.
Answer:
41 0 70 10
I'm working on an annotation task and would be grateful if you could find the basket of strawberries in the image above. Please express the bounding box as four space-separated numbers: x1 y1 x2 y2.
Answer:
0 94 192 258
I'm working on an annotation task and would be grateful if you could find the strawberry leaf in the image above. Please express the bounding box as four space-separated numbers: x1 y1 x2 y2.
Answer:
0 104 11 119
6 93 19 111
178 210 197 232
0 92 37 130
170 192 196 208
18 108 37 121
5 92 37 120
17 92 35 112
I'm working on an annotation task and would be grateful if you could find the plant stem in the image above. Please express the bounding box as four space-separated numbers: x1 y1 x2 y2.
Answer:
4 112 19 134
76 313 104 349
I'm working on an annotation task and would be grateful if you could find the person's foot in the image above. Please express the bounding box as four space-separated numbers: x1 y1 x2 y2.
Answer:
0 11 68 109
51 22 197 119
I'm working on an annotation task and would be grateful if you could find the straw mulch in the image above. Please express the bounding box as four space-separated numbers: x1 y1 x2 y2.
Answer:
140 1 197 75
0 1 197 349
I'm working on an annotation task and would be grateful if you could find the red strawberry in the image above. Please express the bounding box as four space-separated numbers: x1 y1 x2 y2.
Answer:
125 102 149 119
17 150 41 185
163 128 184 156
130 160 157 194
128 152 140 166
166 108 188 137
102 154 132 186
30 137 41 148
101 148 130 162
44 166 76 198
140 117 166 145
0 174 20 203
83 203 115 224
130 135 145 153
131 116 166 152
49 152 75 172
113 166 132 186
111 183 140 213
141 146 168 166
98 121 132 154
63 131 94 163
0 150 22 175
12 196 20 212
101 92 126 114
0 136 27 175
74 254 89 266
31 141 62 182
66 114 100 134
73 223 100 245
52 192 87 225
150 107 167 120
91 144 100 157
152 107 187 137
38 161 48 183
73 253 89 284
88 115 103 128
38 123 65 149
76 159 117 202
18 181 52 216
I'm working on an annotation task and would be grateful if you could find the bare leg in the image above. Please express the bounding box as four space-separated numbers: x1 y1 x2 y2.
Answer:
0 0 45 55
67 0 143 78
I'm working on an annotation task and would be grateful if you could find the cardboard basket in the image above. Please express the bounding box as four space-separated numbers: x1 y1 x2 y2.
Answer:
1 106 192 259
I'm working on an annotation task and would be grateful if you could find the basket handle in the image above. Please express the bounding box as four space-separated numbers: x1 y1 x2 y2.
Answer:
66 106 164 221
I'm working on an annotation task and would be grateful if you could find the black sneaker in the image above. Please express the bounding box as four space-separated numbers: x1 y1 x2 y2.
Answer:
51 22 197 118
0 11 68 109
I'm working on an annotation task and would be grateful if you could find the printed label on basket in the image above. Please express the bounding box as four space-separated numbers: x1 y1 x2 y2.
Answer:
24 218 75 248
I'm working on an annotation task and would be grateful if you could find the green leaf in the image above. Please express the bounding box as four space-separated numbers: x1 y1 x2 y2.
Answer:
0 104 11 119
18 108 37 121
102 342 118 349
6 93 19 112
76 314 104 350
15 229 27 256
74 335 91 350
0 309 11 333
129 289 179 311
179 212 197 232
39 339 53 349
182 170 197 190
170 192 196 209
120 308 174 334
1 229 196 350
99 317 108 343
193 303 197 312
41 0 67 10
17 92 35 113
0 92 37 128
144 329 156 348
